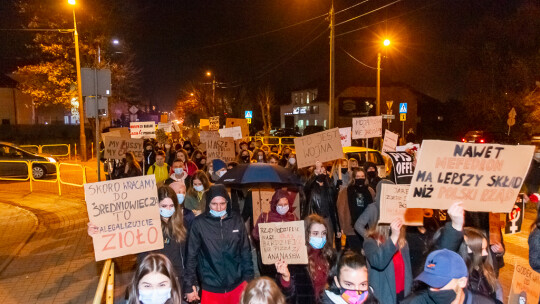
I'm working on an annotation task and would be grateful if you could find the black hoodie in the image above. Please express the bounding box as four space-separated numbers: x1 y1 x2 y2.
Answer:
183 184 254 293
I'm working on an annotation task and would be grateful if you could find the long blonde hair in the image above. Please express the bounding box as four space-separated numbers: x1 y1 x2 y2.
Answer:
367 223 406 250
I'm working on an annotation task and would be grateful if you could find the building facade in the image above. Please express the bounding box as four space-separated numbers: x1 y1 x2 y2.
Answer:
280 88 329 132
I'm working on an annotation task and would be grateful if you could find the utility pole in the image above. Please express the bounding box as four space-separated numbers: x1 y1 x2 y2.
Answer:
329 0 335 129
376 52 381 116
72 6 87 161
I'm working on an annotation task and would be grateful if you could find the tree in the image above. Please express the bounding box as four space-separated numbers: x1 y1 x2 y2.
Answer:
257 85 274 136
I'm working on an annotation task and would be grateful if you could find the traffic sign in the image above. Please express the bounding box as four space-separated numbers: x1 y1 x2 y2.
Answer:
245 111 253 119
247 118 252 124
399 103 407 114
400 113 406 121
382 114 395 119
386 101 393 109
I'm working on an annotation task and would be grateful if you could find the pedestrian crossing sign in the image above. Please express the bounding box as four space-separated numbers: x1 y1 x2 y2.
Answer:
245 111 253 119
400 113 406 121
399 103 407 114
247 118 251 124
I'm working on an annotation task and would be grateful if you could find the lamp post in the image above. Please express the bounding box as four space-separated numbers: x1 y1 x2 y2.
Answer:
328 0 335 129
376 39 391 117
68 0 87 161
206 71 215 106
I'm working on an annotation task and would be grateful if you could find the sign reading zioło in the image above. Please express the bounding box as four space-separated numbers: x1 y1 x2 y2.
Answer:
406 140 535 213
84 175 164 261
294 128 343 168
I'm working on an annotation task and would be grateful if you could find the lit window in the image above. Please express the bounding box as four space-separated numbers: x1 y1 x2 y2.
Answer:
306 120 309 126
314 120 318 126
324 120 327 127
298 120 304 129
307 94 310 104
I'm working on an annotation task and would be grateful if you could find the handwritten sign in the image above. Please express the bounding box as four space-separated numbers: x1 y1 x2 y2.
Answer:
84 175 164 261
202 131 236 162
382 130 399 153
379 184 423 226
386 152 414 184
103 136 144 161
226 118 249 138
130 121 156 139
185 128 199 144
259 220 308 265
406 140 535 212
108 127 130 138
352 116 382 139
339 127 352 147
209 116 220 131
294 128 343 168
157 122 173 133
508 262 540 304
219 126 243 140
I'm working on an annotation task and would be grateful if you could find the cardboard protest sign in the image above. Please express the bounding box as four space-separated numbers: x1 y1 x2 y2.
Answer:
109 127 130 138
488 212 504 245
406 140 535 212
185 128 199 144
294 128 343 169
508 262 540 304
104 136 144 161
226 118 249 138
352 116 382 139
219 126 243 140
209 116 220 131
505 194 525 234
203 131 236 162
84 175 164 261
339 127 352 147
252 189 274 225
157 122 173 133
200 119 209 128
259 220 308 265
130 121 156 139
382 130 399 153
379 184 423 226
386 152 414 184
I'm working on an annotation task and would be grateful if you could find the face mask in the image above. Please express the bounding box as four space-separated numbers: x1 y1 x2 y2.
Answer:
355 178 366 186
242 155 250 162
176 194 185 204
341 168 348 174
139 288 171 304
309 236 326 249
258 155 264 160
174 168 183 175
289 158 296 165
217 170 227 178
276 205 289 215
194 185 204 192
427 289 457 304
316 174 326 183
160 207 175 218
339 288 369 304
210 209 227 218
367 171 377 179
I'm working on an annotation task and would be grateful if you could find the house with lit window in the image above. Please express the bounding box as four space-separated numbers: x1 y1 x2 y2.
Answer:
280 88 329 132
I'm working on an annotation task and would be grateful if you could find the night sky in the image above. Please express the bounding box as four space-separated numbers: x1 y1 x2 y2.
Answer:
0 0 520 110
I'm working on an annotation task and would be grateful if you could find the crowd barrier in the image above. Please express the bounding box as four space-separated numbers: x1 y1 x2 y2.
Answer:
20 144 71 160
249 136 296 150
93 259 114 304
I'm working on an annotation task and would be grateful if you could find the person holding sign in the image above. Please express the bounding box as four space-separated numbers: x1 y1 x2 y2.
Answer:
123 152 143 178
127 253 183 304
321 250 379 304
184 184 254 304
529 203 540 273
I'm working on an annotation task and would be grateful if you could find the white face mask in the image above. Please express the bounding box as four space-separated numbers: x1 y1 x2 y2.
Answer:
276 205 289 215
217 170 227 178
289 158 296 165
138 288 171 304
194 185 204 192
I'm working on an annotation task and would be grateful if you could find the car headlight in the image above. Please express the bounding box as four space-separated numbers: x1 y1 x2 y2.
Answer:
46 157 56 163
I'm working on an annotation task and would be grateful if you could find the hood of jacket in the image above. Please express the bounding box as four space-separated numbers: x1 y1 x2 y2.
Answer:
363 161 378 173
204 184 232 216
269 189 293 213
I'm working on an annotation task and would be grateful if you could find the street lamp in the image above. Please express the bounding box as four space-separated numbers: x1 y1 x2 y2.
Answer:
68 0 87 161
206 71 216 106
376 39 391 116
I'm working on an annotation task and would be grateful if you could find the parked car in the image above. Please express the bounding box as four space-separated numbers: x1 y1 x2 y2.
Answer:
461 130 493 143
0 142 57 179
342 146 388 178
302 125 326 136
273 128 301 137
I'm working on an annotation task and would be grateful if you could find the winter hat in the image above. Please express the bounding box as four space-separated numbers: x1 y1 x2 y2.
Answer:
530 193 540 203
205 184 231 209
213 159 226 172
416 249 468 288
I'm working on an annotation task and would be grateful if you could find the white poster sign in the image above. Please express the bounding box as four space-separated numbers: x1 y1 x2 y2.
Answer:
219 126 243 140
382 130 399 153
352 116 382 139
130 121 156 139
339 127 352 147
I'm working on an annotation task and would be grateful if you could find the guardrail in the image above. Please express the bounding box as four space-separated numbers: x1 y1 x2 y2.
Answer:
0 160 33 192
58 163 87 188
249 136 296 150
93 259 114 304
29 160 61 195
19 144 71 160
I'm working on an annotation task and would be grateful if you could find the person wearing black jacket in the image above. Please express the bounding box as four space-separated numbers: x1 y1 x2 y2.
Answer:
184 184 254 304
363 162 381 191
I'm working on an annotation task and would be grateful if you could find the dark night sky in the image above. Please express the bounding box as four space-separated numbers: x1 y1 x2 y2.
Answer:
0 0 520 110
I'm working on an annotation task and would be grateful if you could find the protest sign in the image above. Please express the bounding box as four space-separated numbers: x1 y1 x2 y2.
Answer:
252 189 274 225
184 128 199 144
406 140 535 212
488 212 504 245
226 118 249 138
200 119 210 128
379 184 423 226
505 194 525 234
352 116 382 139
219 126 243 140
382 130 399 153
209 116 220 131
130 121 156 139
386 152 414 184
203 131 236 162
84 175 164 261
157 122 173 133
259 220 308 265
294 128 343 169
104 136 144 161
108 127 130 138
508 262 540 304
339 127 352 147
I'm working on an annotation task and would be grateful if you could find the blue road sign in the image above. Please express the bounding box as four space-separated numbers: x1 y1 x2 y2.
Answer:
245 111 253 119
399 103 408 114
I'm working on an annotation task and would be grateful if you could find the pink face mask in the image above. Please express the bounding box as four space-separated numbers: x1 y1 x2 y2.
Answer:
341 290 369 304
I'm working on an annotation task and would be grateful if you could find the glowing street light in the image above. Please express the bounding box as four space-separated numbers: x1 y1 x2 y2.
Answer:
377 39 391 116
383 39 391 47
206 71 216 105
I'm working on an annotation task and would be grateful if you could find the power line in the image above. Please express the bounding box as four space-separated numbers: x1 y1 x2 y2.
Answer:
335 0 442 37
335 0 403 27
340 47 377 70
335 0 371 15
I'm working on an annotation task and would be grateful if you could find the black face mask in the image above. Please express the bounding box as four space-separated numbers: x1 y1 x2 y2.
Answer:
367 171 377 179
242 155 250 162
427 289 457 304
341 168 348 174
355 178 366 186
316 174 326 183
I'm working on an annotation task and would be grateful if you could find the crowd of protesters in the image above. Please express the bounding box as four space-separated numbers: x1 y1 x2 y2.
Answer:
91 137 540 304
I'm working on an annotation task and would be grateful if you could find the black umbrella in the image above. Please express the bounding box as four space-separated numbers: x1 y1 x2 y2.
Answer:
216 163 303 188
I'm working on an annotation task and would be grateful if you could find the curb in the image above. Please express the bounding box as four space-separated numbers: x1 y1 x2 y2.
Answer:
0 201 39 274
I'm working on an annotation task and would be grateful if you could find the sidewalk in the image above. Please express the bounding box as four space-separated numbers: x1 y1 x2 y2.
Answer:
0 191 135 304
